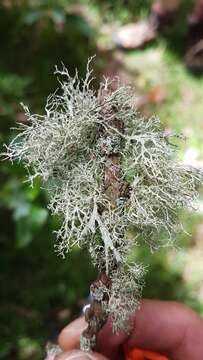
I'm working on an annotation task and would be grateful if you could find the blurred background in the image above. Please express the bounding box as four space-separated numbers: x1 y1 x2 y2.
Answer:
0 1 203 359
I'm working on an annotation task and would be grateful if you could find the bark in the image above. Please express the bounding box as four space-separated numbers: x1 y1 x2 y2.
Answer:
80 92 130 352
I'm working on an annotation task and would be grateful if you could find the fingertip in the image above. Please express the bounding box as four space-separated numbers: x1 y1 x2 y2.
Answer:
97 317 129 359
58 317 86 351
126 299 202 354
56 350 108 360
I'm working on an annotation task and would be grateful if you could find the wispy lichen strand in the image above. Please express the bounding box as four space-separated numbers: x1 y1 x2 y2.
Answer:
5 61 203 333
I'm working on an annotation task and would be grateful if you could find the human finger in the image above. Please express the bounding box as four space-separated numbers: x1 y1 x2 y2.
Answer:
58 300 203 360
56 349 108 360
58 314 128 359
58 317 86 351
98 300 203 359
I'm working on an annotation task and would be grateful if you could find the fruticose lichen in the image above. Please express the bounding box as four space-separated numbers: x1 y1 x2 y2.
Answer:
5 59 203 334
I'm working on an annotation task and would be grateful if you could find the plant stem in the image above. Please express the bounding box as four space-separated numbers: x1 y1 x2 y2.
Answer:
80 272 111 351
80 98 129 351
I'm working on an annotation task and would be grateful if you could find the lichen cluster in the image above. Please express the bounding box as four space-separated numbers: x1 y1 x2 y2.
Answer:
5 60 203 333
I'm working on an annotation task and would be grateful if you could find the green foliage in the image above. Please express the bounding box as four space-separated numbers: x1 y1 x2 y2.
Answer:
0 1 97 359
0 176 48 247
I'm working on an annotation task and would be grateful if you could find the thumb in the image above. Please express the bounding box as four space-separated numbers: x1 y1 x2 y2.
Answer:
56 350 108 360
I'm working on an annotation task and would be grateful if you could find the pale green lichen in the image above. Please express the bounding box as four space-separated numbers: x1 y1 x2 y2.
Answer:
5 60 203 332
108 262 145 332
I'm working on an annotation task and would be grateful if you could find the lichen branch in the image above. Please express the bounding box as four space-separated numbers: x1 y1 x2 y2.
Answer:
3 59 203 351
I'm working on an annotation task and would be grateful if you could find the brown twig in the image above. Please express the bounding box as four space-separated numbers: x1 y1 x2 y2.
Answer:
80 94 130 352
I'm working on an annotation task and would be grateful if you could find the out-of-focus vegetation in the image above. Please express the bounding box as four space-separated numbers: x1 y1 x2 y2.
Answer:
0 1 203 359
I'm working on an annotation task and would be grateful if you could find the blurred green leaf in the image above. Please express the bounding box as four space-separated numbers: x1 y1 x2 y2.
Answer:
21 10 45 25
50 9 65 25
16 216 33 248
18 337 41 359
26 179 42 201
65 13 95 38
13 202 31 220
31 206 48 228
0 73 31 99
